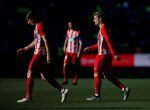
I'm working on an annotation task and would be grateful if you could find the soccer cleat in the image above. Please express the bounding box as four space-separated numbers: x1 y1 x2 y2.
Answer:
17 97 30 103
86 95 100 101
123 87 130 101
62 81 68 85
61 89 69 102
73 82 77 85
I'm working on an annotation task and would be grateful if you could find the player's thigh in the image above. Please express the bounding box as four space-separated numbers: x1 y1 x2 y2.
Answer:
64 54 72 66
94 55 104 73
28 55 39 71
103 55 113 76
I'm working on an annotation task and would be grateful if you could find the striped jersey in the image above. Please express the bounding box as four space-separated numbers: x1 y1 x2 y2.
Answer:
66 29 80 53
34 22 46 55
90 24 115 55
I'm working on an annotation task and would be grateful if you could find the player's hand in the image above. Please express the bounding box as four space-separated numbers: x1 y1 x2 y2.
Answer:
84 47 90 53
114 55 121 61
17 48 26 55
77 53 80 58
63 48 66 53
47 56 51 64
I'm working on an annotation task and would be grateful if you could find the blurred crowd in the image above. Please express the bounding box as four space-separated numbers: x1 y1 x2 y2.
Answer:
0 0 150 55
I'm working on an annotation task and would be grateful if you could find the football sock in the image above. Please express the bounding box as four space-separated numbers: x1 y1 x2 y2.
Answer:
63 66 68 82
73 73 78 83
107 76 125 90
94 72 100 95
26 78 34 99
46 76 63 92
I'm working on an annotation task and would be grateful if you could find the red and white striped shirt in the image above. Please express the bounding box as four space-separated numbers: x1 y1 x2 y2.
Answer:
66 29 80 53
90 24 115 55
34 22 46 55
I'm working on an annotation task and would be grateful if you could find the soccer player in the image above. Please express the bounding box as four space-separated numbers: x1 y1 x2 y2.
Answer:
17 10 68 103
84 11 130 101
62 21 82 85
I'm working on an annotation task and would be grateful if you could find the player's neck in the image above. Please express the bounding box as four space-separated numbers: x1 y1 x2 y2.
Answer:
99 22 104 28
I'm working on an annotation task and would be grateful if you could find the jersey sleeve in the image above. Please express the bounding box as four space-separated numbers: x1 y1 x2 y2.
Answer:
37 22 46 37
101 24 115 55
66 30 70 38
89 44 98 50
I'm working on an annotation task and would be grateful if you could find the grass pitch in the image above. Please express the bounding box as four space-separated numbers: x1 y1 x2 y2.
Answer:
0 78 150 110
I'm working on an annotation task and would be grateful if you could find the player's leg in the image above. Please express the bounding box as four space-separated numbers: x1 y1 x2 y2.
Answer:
40 71 67 102
104 72 130 100
17 55 38 103
62 54 69 85
103 55 130 100
44 71 63 91
42 70 69 102
62 63 68 85
86 55 102 100
72 54 78 85
17 69 34 103
105 73 126 91
72 71 78 85
72 64 78 85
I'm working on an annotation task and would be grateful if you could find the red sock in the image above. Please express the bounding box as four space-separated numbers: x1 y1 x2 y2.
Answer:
94 72 101 96
63 66 68 82
73 73 78 83
107 76 125 90
26 78 34 99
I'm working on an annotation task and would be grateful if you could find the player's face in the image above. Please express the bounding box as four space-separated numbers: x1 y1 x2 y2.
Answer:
68 22 72 29
93 15 101 26
26 18 35 26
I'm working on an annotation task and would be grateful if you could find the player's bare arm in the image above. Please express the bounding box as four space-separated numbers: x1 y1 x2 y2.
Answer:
77 39 82 57
17 40 35 55
42 35 51 63
84 47 90 53
63 37 68 53
84 43 98 53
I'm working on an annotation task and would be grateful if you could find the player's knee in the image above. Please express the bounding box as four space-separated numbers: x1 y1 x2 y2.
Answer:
63 63 67 67
27 70 32 78
94 72 99 78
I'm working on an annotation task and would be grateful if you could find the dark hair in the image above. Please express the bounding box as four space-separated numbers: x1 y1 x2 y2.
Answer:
68 19 79 31
26 11 35 19
93 11 106 22
94 11 111 34
26 10 41 22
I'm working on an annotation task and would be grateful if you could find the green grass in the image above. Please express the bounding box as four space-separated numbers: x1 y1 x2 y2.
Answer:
0 78 150 110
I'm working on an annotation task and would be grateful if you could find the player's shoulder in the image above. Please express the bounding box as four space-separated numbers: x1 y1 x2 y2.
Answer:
37 21 48 30
101 23 109 32
38 22 44 27
77 30 80 34
101 23 106 28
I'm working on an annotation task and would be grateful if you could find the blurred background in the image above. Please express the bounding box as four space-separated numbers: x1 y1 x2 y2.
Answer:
0 0 150 78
